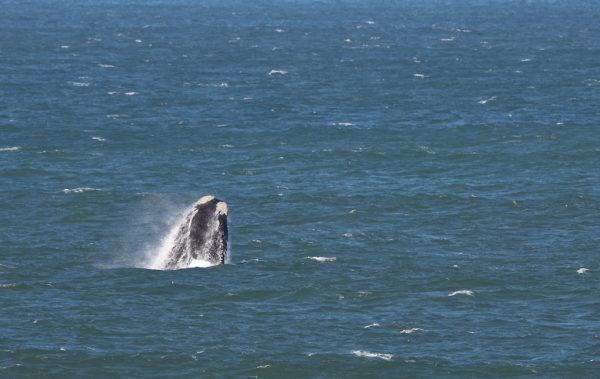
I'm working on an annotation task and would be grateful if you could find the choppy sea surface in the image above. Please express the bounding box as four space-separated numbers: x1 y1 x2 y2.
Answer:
2 0 600 376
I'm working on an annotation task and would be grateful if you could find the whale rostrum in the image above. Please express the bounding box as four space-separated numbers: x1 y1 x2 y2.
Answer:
161 196 228 269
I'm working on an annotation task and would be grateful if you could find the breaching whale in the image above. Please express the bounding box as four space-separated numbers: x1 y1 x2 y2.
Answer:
159 195 228 269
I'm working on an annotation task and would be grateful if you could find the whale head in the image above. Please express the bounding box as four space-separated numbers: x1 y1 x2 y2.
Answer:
188 196 229 265
161 195 229 269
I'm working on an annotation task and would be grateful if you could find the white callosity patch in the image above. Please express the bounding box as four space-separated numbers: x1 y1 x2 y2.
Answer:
197 195 215 204
216 201 228 215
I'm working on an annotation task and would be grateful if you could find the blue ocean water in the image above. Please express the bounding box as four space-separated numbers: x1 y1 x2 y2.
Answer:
2 0 600 376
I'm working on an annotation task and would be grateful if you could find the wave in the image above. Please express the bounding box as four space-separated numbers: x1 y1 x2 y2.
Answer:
62 187 98 194
306 256 336 262
400 327 423 334
0 146 21 152
267 70 288 75
448 290 474 297
352 350 393 360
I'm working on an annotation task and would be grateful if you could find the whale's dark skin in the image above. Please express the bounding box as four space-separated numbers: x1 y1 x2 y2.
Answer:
163 196 228 269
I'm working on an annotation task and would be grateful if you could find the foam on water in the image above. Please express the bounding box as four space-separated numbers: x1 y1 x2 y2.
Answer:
306 256 336 262
400 328 424 334
68 81 90 87
477 96 497 104
363 323 380 328
448 290 475 297
352 350 394 360
267 70 288 75
0 146 21 152
62 188 98 194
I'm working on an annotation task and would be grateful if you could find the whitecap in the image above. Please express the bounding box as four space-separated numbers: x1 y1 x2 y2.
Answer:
68 81 90 87
363 323 380 329
195 82 229 88
306 256 336 262
274 28 285 33
352 350 393 360
241 258 262 263
135 39 142 43
583 79 600 86
448 290 474 297
477 96 497 104
413 73 426 78
256 365 271 369
400 328 423 334
577 268 589 274
91 136 106 142
98 64 114 68
521 58 532 62
60 45 70 49
267 70 288 75
0 146 21 152
365 20 375 25
107 91 119 95
62 187 98 194
0 283 17 288
124 91 138 96
440 37 456 41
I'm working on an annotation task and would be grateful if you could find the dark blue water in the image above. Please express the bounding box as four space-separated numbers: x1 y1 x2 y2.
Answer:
2 0 600 376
